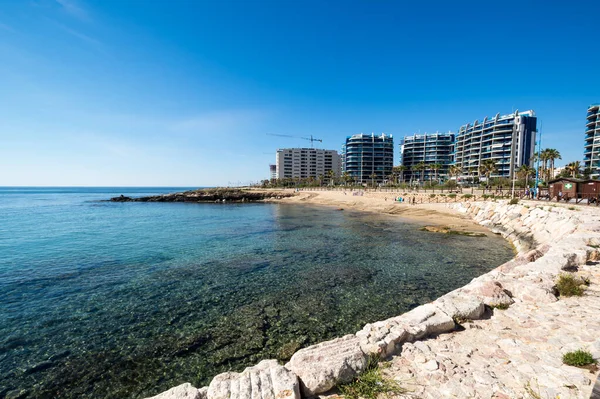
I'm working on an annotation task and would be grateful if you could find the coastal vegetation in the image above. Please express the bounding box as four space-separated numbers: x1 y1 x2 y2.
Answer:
562 350 596 367
555 274 586 297
338 357 405 399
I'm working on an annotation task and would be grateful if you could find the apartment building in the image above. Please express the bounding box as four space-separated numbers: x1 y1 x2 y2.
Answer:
453 110 537 180
275 148 341 179
342 133 394 183
400 132 454 182
584 104 600 179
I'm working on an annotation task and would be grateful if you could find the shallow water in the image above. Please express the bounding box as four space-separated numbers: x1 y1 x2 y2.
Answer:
0 188 514 398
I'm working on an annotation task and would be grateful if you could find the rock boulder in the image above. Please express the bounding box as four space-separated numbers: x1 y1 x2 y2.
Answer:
207 360 300 399
285 335 367 397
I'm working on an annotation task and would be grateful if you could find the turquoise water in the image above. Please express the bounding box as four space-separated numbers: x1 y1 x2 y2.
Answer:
0 187 514 398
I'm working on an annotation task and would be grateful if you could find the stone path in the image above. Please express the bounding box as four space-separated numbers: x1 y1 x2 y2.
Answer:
385 262 600 399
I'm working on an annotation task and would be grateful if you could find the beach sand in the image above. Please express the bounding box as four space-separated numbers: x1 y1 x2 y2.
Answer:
262 188 491 234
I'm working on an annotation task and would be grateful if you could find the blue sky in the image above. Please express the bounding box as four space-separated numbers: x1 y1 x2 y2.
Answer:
1 0 598 186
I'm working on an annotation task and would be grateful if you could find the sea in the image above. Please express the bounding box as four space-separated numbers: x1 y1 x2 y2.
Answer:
0 187 515 398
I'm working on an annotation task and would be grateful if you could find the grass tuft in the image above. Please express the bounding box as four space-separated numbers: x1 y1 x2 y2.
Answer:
338 356 405 399
489 303 510 310
509 198 519 205
562 349 596 367
556 274 585 297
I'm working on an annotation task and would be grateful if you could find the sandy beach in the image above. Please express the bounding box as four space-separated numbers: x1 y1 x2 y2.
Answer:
263 188 493 234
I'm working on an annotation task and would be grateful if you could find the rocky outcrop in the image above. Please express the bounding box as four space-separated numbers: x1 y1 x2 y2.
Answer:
109 189 293 203
146 383 204 399
207 360 300 399
285 335 367 397
356 304 455 359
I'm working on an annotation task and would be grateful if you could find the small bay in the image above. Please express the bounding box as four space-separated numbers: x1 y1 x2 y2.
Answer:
0 187 514 398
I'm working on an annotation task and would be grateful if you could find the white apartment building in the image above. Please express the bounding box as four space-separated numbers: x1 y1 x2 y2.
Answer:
275 148 341 179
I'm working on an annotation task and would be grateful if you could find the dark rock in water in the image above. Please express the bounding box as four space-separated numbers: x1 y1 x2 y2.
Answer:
108 189 294 203
110 194 133 202
24 360 55 375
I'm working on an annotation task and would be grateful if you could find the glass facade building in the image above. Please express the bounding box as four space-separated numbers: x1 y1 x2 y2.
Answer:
400 132 454 183
453 110 537 180
584 104 600 179
342 133 394 183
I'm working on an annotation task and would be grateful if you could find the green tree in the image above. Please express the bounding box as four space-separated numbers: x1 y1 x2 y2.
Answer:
327 169 336 186
545 149 562 180
565 161 581 178
430 163 442 183
449 165 462 181
413 162 427 184
479 159 497 183
516 165 535 187
369 173 378 187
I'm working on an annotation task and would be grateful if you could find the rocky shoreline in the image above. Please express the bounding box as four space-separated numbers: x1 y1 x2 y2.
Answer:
109 188 293 203
147 200 600 399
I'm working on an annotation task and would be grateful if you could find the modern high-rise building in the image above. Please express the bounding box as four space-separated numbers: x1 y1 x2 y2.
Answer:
584 104 600 179
275 148 341 179
400 132 454 183
453 110 537 180
269 164 277 180
342 133 394 183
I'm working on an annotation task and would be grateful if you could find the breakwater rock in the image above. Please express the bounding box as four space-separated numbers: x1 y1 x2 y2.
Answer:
146 200 600 399
109 189 293 203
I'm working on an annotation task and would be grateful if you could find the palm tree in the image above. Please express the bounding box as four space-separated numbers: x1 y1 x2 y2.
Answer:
413 162 427 184
386 173 395 185
565 161 581 178
394 165 408 184
449 165 462 181
369 172 378 187
327 170 336 186
430 163 442 183
545 149 562 180
341 171 351 186
479 159 497 183
516 165 535 187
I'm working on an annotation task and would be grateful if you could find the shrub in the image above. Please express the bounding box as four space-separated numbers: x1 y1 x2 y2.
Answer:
448 194 457 198
556 274 585 297
489 303 510 310
462 194 473 199
509 198 519 205
562 350 596 367
338 356 405 399
429 194 436 198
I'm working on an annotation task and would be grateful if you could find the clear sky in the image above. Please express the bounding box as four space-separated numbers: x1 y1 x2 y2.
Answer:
1 0 598 186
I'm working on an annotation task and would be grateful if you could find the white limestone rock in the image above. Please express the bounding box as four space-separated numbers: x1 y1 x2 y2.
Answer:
433 290 485 320
285 334 367 397
464 281 514 308
400 303 456 340
146 383 202 399
207 360 300 399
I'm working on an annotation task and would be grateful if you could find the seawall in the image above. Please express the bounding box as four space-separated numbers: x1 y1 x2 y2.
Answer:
147 200 600 399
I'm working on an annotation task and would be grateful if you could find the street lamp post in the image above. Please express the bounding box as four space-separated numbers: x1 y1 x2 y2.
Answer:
534 122 542 199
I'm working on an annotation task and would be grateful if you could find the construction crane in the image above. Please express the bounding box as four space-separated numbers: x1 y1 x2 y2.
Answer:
266 133 323 148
